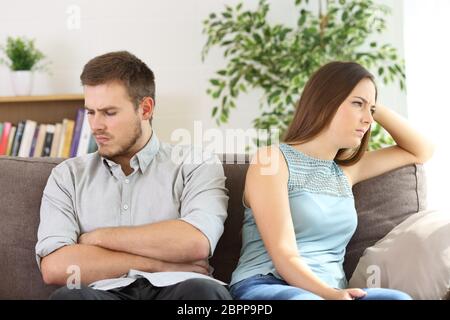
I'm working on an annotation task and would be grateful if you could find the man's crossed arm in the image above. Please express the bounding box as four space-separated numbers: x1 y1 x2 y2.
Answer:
41 220 211 286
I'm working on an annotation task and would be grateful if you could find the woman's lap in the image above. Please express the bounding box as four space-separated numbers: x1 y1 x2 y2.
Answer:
230 274 323 300
231 274 412 300
359 288 412 300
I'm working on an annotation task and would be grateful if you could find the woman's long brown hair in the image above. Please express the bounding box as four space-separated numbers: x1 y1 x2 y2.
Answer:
284 61 377 166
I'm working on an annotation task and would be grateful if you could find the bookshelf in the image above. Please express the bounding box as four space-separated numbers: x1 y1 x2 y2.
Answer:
0 94 84 125
0 94 95 158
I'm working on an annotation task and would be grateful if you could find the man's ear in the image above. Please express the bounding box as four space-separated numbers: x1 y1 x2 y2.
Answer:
140 97 154 121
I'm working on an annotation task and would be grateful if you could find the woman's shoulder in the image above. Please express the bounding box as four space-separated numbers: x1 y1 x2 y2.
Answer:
244 145 289 207
250 144 283 162
247 145 288 179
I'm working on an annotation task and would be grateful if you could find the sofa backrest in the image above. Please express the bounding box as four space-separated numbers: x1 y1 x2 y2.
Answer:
0 157 61 299
0 156 427 299
209 155 249 283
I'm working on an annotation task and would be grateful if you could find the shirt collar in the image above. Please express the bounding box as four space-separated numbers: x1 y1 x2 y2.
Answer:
135 131 160 172
101 131 160 176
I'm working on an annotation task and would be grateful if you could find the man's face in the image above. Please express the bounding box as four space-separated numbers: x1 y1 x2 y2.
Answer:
84 81 142 160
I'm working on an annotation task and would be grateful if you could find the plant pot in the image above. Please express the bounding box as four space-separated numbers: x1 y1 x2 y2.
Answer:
10 70 34 96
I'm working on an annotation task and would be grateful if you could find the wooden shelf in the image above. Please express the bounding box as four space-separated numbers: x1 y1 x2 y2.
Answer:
0 94 84 103
0 94 85 125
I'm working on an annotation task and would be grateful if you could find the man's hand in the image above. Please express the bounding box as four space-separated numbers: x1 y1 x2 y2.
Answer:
159 259 211 275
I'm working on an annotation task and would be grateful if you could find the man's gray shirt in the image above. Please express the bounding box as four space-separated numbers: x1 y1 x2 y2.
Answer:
35 133 228 290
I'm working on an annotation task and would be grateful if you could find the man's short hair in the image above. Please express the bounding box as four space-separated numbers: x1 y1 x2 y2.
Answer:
80 51 155 120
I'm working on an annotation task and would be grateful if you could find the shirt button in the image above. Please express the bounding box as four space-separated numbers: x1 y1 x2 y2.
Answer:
124 179 129 184
123 204 129 210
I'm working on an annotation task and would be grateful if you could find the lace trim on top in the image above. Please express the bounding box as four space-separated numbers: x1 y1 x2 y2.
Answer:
279 144 353 198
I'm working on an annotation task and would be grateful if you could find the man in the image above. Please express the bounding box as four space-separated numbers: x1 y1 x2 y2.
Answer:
36 51 231 300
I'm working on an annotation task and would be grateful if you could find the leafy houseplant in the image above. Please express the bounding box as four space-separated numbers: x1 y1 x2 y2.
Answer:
0 36 47 95
202 0 404 150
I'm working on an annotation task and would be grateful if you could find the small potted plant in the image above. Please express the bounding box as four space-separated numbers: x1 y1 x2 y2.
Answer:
0 36 47 96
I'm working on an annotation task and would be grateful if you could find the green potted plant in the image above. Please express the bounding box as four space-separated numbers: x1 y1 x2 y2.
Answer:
202 0 403 150
0 36 47 96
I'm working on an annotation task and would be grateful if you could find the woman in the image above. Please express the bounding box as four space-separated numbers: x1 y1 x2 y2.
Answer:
230 61 434 300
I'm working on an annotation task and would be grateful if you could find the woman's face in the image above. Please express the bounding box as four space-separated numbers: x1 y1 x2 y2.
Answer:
327 78 377 149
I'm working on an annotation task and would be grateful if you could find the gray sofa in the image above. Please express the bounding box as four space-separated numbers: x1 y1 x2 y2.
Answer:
0 155 428 299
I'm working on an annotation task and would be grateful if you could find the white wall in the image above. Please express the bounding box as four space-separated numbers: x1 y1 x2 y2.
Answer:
0 0 406 151
404 0 450 210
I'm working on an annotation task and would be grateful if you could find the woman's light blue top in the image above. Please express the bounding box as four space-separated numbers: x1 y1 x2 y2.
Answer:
230 143 357 289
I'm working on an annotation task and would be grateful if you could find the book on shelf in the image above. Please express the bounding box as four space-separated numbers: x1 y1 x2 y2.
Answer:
69 108 85 158
61 119 75 158
6 126 16 156
0 122 12 155
33 124 47 157
18 120 37 157
0 108 98 158
76 111 91 157
50 123 62 157
11 121 25 156
42 125 55 157
0 123 3 151
28 124 40 157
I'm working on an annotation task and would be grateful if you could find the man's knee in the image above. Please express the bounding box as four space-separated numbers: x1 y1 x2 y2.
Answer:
174 279 232 300
49 285 111 300
49 286 89 300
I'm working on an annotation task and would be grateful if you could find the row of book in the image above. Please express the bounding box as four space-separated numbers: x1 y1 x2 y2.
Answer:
0 108 98 157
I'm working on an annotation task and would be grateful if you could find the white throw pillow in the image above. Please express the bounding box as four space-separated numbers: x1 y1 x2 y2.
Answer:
348 209 450 300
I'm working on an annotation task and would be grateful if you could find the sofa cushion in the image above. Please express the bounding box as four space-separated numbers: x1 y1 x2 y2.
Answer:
344 164 427 279
348 209 450 300
0 156 63 299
